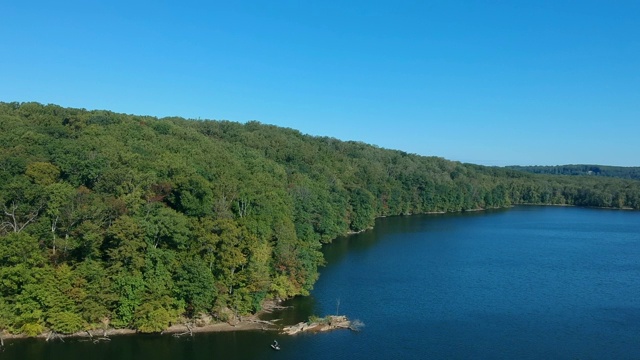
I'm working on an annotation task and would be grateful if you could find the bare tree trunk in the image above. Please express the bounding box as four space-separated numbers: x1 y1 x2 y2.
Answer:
173 323 194 337
3 202 42 233
51 215 59 255
237 198 250 218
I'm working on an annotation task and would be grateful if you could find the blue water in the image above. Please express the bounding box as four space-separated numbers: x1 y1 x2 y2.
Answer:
5 206 640 359
306 206 640 359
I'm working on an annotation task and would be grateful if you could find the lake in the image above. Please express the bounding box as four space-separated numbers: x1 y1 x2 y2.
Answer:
4 206 640 359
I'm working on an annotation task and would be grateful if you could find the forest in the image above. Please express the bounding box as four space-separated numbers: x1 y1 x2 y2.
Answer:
506 165 640 180
1 102 639 336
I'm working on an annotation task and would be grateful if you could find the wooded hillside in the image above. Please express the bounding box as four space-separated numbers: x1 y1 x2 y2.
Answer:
1 102 639 335
506 165 640 180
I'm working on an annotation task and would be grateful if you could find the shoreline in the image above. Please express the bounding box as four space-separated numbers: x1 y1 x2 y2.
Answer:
1 301 283 342
1 319 276 342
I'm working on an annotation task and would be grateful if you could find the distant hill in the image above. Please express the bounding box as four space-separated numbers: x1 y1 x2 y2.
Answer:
506 165 640 181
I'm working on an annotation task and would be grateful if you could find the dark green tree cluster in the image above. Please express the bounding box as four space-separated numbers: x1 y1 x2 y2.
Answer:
1 102 639 335
506 165 640 180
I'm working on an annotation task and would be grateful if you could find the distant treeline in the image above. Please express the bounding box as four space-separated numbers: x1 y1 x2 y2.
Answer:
1 102 639 336
506 165 640 180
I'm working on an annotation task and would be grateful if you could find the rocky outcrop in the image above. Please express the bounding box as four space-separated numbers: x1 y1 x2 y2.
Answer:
282 315 352 335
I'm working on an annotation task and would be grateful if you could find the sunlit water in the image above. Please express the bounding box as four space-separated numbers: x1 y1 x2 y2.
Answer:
5 206 640 359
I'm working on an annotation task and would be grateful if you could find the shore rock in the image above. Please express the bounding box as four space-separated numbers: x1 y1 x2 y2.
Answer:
282 315 351 335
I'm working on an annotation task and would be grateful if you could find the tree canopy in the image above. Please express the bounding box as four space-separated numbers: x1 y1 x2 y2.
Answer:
506 165 640 180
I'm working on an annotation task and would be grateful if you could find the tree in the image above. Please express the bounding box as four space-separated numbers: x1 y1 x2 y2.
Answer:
174 257 216 316
1 178 45 235
348 188 375 232
104 216 147 271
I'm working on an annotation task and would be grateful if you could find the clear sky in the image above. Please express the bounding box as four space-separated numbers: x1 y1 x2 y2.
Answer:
2 1 639 166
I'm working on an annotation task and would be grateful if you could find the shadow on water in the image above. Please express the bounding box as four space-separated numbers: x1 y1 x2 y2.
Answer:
260 293 316 324
322 208 511 266
2 331 301 360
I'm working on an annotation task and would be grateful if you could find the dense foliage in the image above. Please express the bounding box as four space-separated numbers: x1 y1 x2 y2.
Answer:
1 102 639 335
506 165 640 180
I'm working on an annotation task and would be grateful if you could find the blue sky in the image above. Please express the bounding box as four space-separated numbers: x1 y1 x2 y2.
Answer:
2 1 639 166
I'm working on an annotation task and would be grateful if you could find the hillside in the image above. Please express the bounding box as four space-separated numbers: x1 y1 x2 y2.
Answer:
1 102 639 336
506 165 640 180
